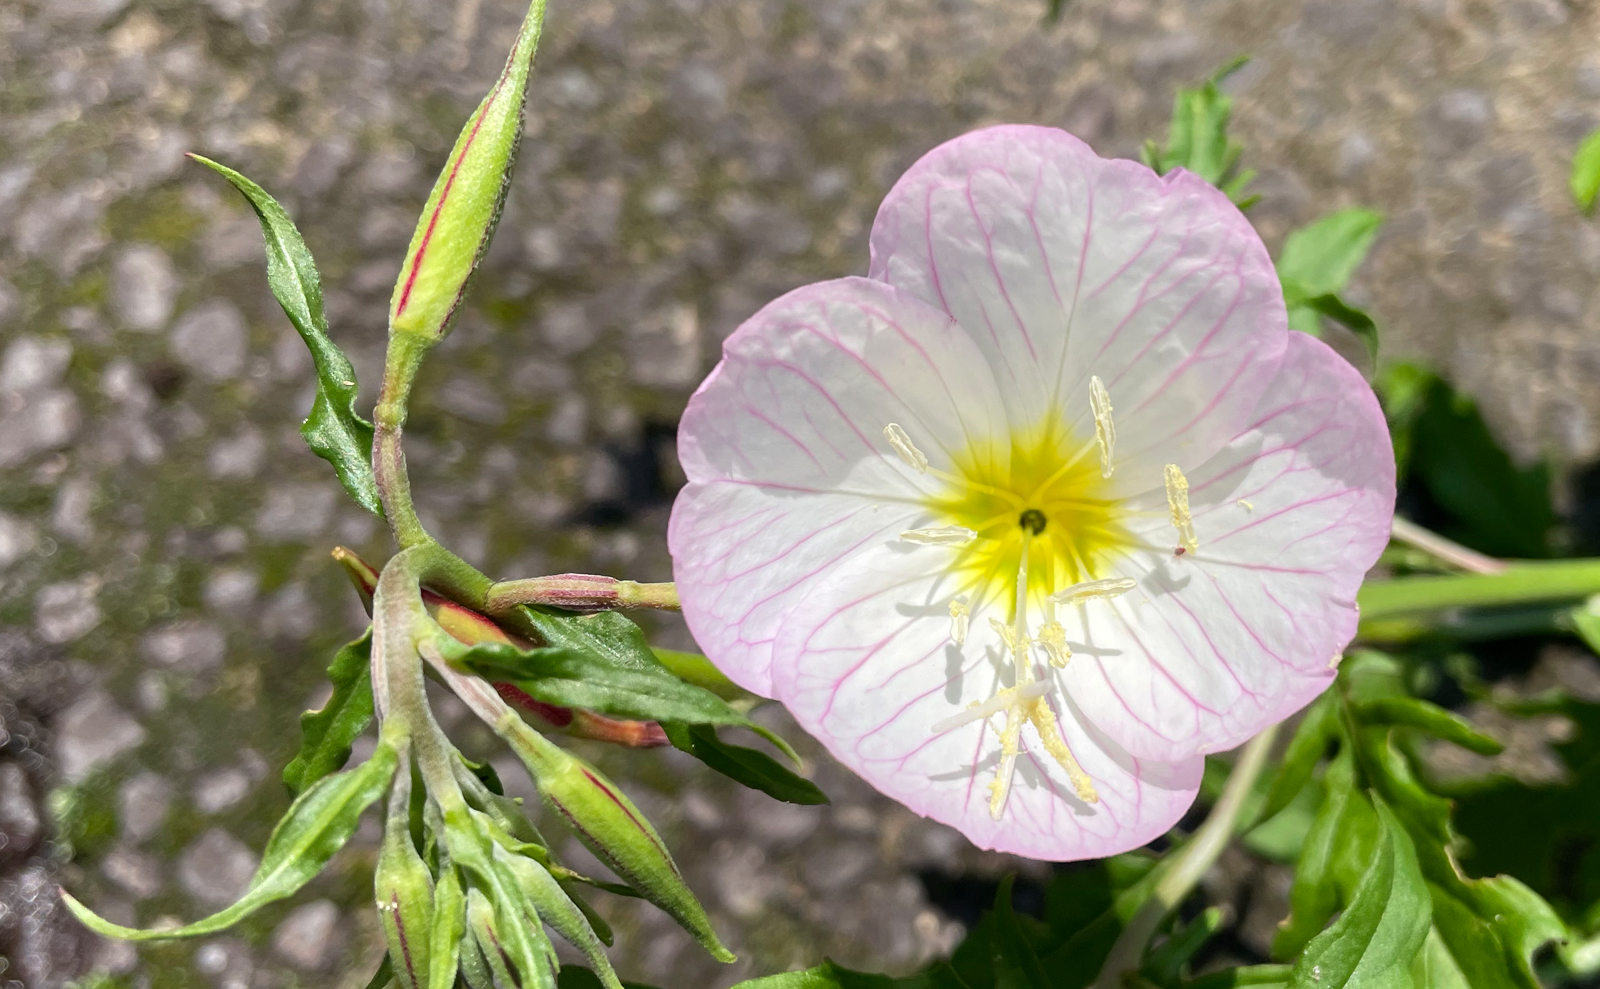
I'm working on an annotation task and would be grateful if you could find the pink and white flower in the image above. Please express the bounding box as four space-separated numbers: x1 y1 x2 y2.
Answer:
668 126 1395 860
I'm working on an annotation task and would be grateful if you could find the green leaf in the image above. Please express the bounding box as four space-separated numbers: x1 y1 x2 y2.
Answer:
63 743 397 939
1289 294 1380 365
1148 56 1254 203
1350 697 1502 755
282 629 376 796
556 968 664 989
188 155 381 516
991 876 1051 989
1407 929 1470 989
1260 689 1338 823
1570 596 1600 655
1144 906 1225 986
1277 209 1383 299
1275 751 1380 959
1573 127 1600 213
470 607 757 729
661 722 827 805
1288 799 1431 989
1186 966 1293 989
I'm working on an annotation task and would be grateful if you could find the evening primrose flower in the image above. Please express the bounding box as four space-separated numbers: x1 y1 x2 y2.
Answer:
668 126 1394 859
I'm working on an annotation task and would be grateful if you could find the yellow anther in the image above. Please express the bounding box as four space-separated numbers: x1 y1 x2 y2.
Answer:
883 423 929 473
1050 576 1138 605
988 617 1025 657
948 596 970 646
1029 699 1099 804
1038 621 1071 667
1164 463 1199 553
901 525 977 546
1237 499 1255 512
1090 375 1116 479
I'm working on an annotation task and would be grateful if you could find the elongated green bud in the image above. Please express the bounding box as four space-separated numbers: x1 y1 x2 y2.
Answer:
376 758 433 989
389 0 547 343
505 721 734 962
427 866 467 989
465 888 515 989
497 850 623 989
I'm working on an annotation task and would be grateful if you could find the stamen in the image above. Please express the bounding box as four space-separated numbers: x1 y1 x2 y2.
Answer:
988 706 1024 819
1090 375 1116 479
1051 576 1138 605
1164 463 1199 553
1038 621 1071 667
901 525 977 546
948 596 969 646
988 617 1024 657
883 423 929 473
1237 499 1255 512
930 680 1050 733
1029 699 1099 803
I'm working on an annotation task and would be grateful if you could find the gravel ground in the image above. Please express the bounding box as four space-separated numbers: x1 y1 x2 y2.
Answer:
1 0 1598 986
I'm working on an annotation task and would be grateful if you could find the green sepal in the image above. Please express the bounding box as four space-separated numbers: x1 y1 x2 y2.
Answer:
188 154 381 516
63 742 398 940
1350 697 1503 755
1573 127 1600 213
283 628 376 796
1287 798 1431 989
661 722 826 806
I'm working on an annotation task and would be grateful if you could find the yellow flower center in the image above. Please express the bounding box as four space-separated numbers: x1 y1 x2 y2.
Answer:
928 412 1133 617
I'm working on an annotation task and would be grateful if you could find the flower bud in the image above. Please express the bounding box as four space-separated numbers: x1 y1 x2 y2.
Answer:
389 0 546 343
375 761 433 989
505 721 734 962
497 850 624 989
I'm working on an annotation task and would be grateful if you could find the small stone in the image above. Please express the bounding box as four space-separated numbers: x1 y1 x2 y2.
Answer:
436 374 508 425
803 841 875 893
34 576 101 645
51 475 96 545
255 483 337 542
0 763 42 859
260 583 317 641
207 427 266 479
193 767 252 815
0 336 72 393
1428 90 1494 153
546 394 588 446
203 568 260 612
738 787 822 847
193 937 254 989
46 0 132 25
0 389 81 468
179 828 257 908
526 226 565 270
1337 131 1377 180
55 691 145 781
0 510 37 569
111 244 179 332
540 300 598 355
120 772 174 843
550 68 604 111
270 900 342 971
170 300 249 382
100 845 165 900
140 620 227 672
629 302 703 388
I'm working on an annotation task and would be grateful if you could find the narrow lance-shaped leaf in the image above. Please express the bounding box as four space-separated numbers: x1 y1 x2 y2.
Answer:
63 742 398 940
1350 697 1503 756
1259 688 1338 823
376 752 434 989
428 866 468 989
188 154 381 516
497 848 624 989
1274 750 1380 959
1288 798 1431 989
390 0 548 343
283 628 376 795
660 722 827 806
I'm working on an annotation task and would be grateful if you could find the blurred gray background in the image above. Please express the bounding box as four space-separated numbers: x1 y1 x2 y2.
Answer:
1 0 1598 985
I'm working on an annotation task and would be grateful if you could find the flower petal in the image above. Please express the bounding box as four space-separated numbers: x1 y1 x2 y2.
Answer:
670 277 1010 696
869 124 1287 491
771 541 1203 860
1056 333 1395 762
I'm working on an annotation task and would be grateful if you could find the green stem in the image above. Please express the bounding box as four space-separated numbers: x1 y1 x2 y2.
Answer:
1358 558 1600 621
1094 726 1279 989
374 333 431 549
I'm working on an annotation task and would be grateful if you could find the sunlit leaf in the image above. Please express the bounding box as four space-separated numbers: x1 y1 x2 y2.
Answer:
660 722 827 805
283 629 376 795
1278 209 1383 299
188 155 381 516
64 744 397 939
1573 127 1600 213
